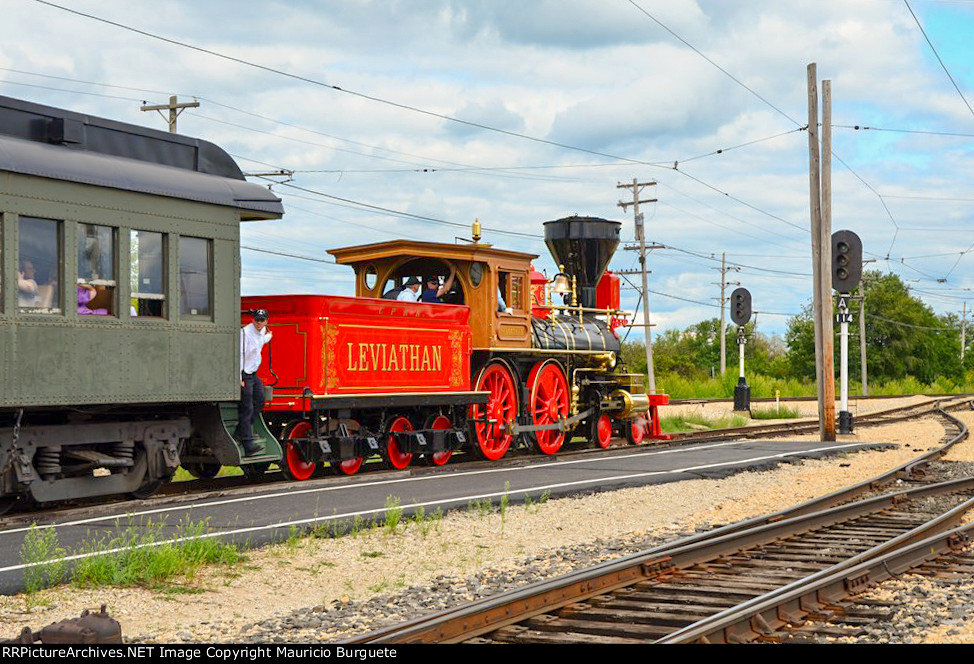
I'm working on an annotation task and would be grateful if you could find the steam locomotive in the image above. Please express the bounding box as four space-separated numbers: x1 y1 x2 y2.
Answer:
0 95 665 512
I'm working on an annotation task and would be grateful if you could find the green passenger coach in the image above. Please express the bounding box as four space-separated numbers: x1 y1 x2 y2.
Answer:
0 95 283 509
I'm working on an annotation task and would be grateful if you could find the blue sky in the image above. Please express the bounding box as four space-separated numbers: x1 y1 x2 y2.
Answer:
2 0 974 339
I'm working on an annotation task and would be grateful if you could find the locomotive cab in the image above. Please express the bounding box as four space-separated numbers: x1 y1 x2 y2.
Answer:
329 239 537 350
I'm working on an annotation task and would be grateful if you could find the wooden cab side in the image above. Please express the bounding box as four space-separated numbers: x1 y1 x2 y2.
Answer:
328 239 537 350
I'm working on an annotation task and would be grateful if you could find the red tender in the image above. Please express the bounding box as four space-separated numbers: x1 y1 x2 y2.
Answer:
241 294 474 413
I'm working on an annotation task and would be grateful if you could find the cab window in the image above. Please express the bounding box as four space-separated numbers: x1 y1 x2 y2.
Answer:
18 217 60 314
497 270 523 313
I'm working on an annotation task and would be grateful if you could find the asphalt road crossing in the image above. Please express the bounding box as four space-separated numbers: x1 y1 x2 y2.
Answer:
0 437 893 594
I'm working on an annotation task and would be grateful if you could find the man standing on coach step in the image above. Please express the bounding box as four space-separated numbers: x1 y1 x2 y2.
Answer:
238 308 272 456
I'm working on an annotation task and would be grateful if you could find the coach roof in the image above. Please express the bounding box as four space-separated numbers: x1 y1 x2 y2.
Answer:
0 95 283 219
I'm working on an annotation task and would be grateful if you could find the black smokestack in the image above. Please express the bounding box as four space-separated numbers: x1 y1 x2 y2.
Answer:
543 216 621 308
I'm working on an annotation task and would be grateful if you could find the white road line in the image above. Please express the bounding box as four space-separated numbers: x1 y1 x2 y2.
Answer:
1 440 754 534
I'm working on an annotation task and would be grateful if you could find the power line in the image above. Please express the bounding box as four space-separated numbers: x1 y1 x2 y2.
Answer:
904 0 974 122
32 0 807 239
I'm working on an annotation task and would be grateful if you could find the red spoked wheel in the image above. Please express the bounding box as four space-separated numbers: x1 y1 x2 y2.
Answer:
526 360 570 455
384 416 414 470
425 415 453 467
281 420 317 481
470 362 518 460
626 417 647 446
593 413 613 449
329 419 365 476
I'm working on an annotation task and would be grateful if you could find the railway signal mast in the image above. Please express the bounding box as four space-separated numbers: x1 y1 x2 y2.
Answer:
832 230 863 434
730 287 752 413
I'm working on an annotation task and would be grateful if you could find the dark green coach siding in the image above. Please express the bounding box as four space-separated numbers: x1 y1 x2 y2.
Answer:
0 173 253 407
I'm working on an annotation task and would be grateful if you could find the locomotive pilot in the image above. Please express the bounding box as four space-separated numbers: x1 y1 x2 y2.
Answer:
237 308 273 456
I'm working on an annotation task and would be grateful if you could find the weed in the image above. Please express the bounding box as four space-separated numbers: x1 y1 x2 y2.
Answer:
383 496 403 535
285 524 303 551
360 551 385 558
20 525 66 609
499 481 510 534
70 518 239 588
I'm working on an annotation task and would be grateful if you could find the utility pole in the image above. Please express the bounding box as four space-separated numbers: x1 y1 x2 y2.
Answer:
808 64 836 441
962 301 968 364
859 279 868 396
821 79 836 439
618 179 658 394
713 252 740 375
140 95 199 133
856 261 875 396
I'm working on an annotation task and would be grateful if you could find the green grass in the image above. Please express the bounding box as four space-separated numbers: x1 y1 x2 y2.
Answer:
749 405 804 419
70 519 240 588
20 525 67 608
656 370 974 400
383 496 403 535
660 412 749 433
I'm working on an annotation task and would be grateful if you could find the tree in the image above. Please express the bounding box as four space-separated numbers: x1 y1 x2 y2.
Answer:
784 271 963 385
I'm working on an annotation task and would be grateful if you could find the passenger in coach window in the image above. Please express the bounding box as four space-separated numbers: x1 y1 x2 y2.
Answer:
397 275 422 302
421 264 456 303
77 283 109 315
17 260 38 307
237 309 272 456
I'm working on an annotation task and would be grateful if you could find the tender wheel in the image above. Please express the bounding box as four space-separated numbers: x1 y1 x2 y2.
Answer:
424 414 453 466
327 419 365 476
592 412 613 449
470 362 518 460
526 360 570 455
626 417 646 445
182 462 221 479
280 420 317 481
384 416 414 470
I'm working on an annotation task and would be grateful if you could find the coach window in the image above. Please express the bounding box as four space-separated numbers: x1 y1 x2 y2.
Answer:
77 223 115 316
179 236 212 319
130 230 166 317
18 217 60 314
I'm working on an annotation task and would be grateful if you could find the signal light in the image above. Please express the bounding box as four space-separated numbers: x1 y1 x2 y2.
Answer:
729 287 751 326
831 230 862 293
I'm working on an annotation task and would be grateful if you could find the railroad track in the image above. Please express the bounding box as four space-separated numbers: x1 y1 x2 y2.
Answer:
344 402 974 644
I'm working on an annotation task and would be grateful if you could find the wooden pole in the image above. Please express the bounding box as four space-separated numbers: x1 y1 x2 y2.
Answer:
821 80 836 440
807 64 827 440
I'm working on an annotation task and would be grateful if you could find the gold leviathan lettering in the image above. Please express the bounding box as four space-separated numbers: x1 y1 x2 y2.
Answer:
342 341 446 373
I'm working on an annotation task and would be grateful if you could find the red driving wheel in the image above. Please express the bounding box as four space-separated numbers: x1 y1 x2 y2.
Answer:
527 360 570 455
470 362 518 460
